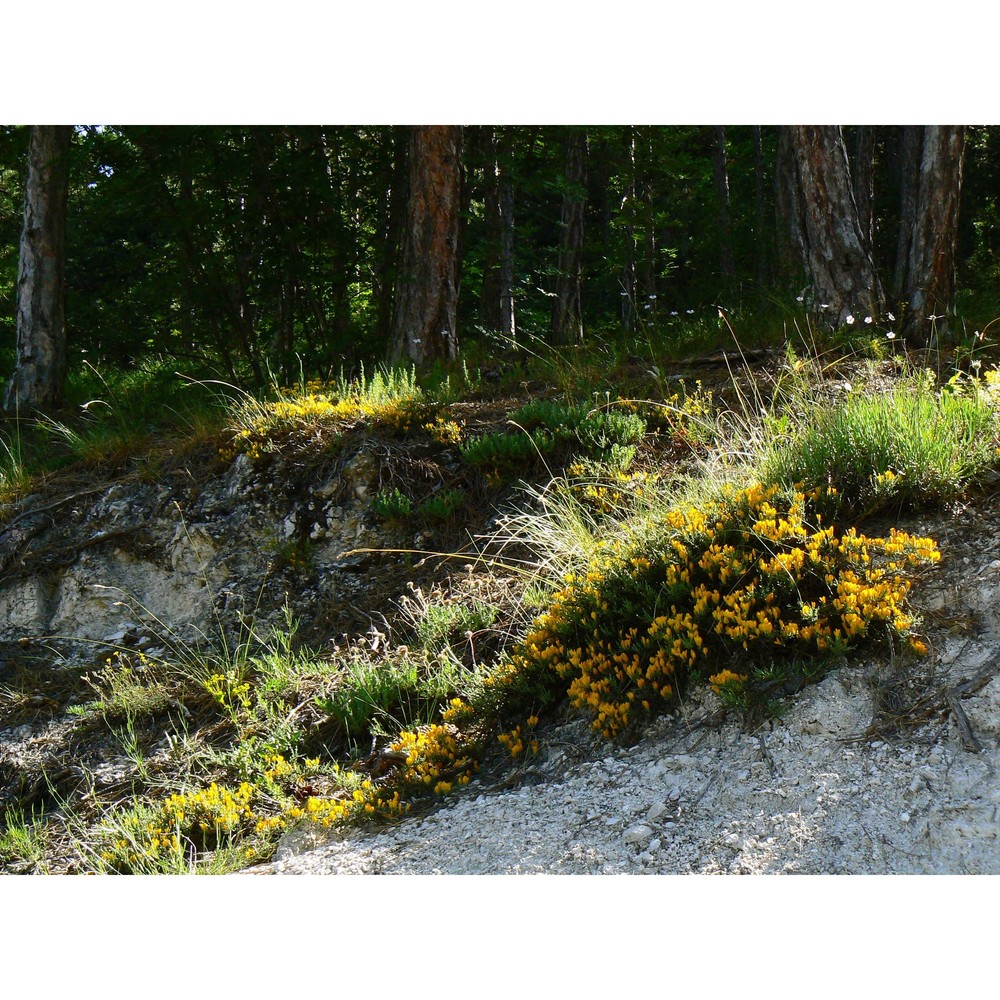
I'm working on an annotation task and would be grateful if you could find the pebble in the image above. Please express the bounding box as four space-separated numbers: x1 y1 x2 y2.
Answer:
623 824 653 845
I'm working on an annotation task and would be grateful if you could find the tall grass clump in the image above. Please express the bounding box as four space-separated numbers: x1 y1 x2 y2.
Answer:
759 372 1000 516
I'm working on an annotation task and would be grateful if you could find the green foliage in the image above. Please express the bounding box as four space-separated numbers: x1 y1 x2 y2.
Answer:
0 806 48 871
574 408 646 452
314 649 457 745
372 487 466 524
511 399 592 434
84 652 174 722
415 600 499 656
417 489 465 521
761 372 1000 516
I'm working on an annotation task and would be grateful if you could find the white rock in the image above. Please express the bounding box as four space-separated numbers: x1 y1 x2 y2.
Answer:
646 801 671 824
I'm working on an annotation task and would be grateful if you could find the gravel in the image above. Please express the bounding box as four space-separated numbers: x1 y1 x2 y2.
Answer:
256 641 1000 875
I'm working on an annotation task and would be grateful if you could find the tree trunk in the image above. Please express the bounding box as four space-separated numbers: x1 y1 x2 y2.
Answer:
852 125 876 254
4 126 72 413
752 125 770 295
893 126 922 299
786 125 885 326
621 126 638 331
375 126 407 353
712 126 736 288
774 126 806 287
895 126 966 346
480 127 517 339
390 125 463 364
550 128 588 346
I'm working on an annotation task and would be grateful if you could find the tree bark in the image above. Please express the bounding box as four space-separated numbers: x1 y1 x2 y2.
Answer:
550 128 588 346
786 125 885 326
375 126 407 353
895 126 966 345
621 126 638 331
390 125 463 364
4 126 72 413
480 127 517 339
893 126 922 299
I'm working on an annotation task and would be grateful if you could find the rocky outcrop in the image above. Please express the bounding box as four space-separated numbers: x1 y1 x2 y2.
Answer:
0 438 399 664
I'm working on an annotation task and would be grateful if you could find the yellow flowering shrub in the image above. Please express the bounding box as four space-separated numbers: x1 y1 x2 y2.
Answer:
498 716 540 758
425 415 463 446
500 482 939 738
100 781 260 872
224 367 431 460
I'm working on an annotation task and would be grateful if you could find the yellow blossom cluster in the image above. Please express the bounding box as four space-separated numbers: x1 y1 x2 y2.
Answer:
424 415 463 445
566 469 662 515
497 716 540 758
294 724 478 828
441 696 474 722
502 482 939 738
618 382 715 437
709 669 748 694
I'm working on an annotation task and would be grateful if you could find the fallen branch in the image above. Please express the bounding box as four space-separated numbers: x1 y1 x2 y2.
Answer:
842 656 999 747
945 690 984 753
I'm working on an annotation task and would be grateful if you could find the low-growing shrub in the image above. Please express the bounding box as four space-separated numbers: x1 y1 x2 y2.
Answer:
459 428 556 470
417 489 465 521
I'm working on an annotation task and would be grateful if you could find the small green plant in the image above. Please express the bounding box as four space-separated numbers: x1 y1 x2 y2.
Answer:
0 806 49 871
415 600 499 656
574 408 646 453
84 652 173 722
372 487 414 520
314 649 451 746
417 489 465 521
511 399 592 435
